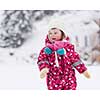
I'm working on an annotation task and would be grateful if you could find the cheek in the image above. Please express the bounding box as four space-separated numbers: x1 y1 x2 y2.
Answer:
57 34 62 39
49 35 54 39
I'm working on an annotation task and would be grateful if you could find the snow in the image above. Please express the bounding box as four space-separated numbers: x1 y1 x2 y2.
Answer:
0 10 100 90
0 59 100 90
76 66 100 89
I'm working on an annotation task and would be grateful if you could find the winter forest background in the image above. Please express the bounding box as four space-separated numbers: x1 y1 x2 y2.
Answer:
0 10 100 89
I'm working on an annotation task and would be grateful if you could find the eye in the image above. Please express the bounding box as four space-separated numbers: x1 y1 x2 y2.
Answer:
54 32 57 34
49 33 52 35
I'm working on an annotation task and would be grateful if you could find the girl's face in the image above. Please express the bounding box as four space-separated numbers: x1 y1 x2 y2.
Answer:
48 28 62 42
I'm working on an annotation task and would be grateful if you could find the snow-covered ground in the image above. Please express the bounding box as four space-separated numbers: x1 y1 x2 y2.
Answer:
0 59 100 90
0 11 100 90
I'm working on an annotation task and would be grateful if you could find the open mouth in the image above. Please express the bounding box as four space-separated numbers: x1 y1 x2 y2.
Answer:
52 38 56 40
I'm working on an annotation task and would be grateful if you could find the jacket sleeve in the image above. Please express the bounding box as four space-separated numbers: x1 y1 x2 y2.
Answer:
37 48 50 71
65 43 87 74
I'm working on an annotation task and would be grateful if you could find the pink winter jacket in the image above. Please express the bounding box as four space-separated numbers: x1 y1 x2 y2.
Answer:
37 35 87 90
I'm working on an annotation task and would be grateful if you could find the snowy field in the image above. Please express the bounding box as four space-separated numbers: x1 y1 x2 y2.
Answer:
0 11 100 90
0 59 100 90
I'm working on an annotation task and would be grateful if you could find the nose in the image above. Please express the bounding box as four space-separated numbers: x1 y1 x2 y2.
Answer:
52 33 56 36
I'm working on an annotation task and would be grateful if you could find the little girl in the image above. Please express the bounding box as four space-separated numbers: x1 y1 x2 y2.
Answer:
37 27 90 90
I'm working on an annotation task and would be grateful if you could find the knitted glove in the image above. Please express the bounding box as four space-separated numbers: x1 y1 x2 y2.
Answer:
56 48 66 55
44 47 66 55
44 47 52 55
